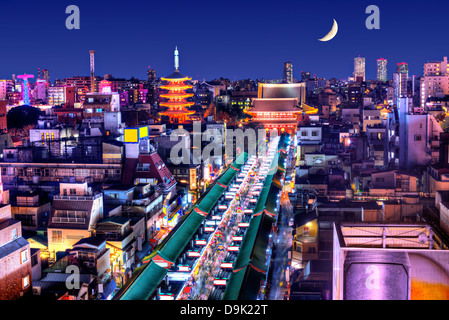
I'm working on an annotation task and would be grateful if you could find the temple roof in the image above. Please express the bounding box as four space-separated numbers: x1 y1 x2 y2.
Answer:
301 103 319 114
249 98 301 112
159 93 194 99
159 109 195 115
159 101 195 108
161 69 190 81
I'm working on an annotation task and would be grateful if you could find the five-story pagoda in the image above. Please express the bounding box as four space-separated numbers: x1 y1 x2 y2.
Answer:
159 46 195 124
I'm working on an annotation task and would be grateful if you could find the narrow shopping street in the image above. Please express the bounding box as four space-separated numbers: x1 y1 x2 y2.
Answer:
180 138 281 300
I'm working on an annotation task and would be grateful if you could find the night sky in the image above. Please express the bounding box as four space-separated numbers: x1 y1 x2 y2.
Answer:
1 0 448 82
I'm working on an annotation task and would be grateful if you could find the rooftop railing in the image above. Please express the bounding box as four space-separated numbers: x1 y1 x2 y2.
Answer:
54 193 102 201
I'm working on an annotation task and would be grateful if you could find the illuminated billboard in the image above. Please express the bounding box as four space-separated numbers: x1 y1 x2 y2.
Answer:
124 126 149 143
139 126 149 139
124 128 139 143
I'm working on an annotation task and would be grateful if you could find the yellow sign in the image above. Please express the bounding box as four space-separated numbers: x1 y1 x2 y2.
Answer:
139 126 149 139
124 128 139 143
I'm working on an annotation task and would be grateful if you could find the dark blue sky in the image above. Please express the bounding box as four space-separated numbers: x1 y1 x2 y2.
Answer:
1 0 448 82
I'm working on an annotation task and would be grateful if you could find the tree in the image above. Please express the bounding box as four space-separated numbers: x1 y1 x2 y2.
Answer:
203 103 215 119
441 114 449 132
7 105 43 130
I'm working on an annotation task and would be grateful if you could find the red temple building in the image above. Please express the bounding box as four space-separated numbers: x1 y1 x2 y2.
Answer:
245 83 318 134
159 47 195 124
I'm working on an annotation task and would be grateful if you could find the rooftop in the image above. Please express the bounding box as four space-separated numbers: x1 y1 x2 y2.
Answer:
73 236 106 248
317 199 382 210
162 70 190 80
0 218 20 230
336 222 449 250
0 237 29 260
105 184 135 192
98 216 130 226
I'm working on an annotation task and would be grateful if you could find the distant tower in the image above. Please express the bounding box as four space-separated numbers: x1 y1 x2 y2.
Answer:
393 62 409 106
377 58 388 82
90 50 96 93
17 74 34 105
283 61 293 83
354 57 366 82
42 69 50 83
147 66 157 84
147 66 157 106
174 46 179 70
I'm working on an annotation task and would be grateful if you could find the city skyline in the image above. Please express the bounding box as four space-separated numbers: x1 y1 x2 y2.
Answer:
1 0 449 81
3 0 449 303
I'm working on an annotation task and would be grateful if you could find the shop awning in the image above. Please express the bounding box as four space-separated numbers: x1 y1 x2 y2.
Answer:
101 280 117 300
118 262 167 300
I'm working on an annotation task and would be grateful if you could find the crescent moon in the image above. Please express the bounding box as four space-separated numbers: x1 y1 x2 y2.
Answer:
319 19 338 42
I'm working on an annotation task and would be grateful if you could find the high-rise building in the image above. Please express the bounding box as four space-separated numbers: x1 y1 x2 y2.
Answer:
147 66 157 84
306 77 326 94
147 67 158 106
283 61 293 83
354 57 366 82
0 80 13 100
33 79 48 102
65 76 101 102
301 71 311 82
398 105 442 170
48 86 76 107
393 62 409 106
377 58 388 82
397 62 409 74
42 69 50 84
420 57 449 108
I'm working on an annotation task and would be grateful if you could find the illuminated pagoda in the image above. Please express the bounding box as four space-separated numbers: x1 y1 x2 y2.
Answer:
159 46 195 124
245 83 318 134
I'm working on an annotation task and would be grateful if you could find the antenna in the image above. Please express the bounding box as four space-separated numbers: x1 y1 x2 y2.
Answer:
174 46 179 70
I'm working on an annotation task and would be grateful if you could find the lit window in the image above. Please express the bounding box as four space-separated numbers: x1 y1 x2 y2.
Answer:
21 250 28 264
23 275 29 289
